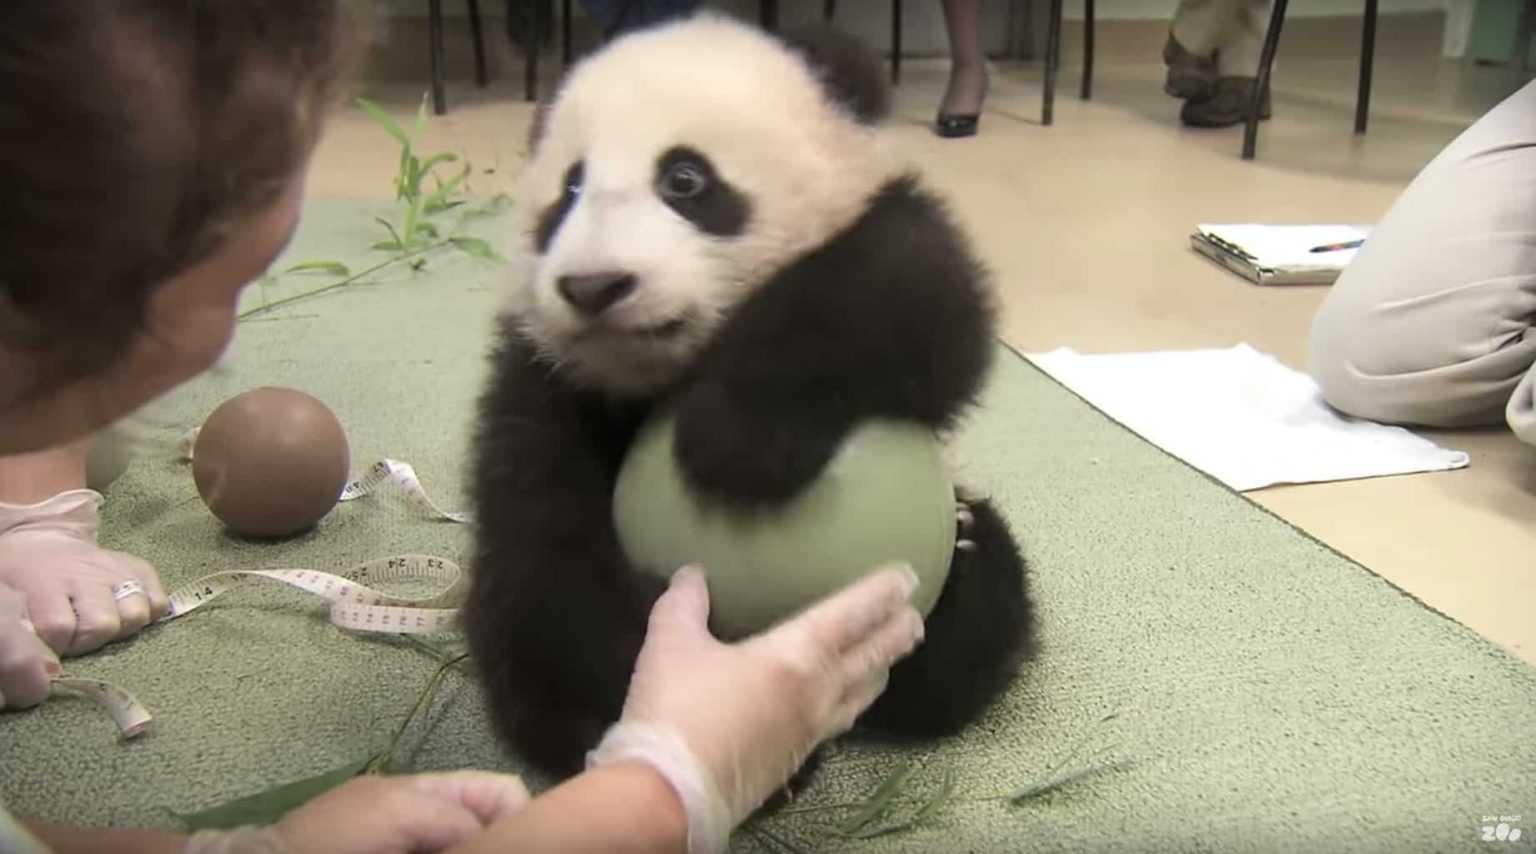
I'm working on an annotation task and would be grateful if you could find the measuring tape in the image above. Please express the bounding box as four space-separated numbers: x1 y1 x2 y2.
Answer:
339 459 472 524
56 454 474 739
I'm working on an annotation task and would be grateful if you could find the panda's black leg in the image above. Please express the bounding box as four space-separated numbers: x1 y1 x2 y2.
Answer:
856 494 1033 736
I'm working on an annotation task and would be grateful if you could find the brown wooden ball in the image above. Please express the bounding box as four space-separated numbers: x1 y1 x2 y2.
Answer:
192 387 350 539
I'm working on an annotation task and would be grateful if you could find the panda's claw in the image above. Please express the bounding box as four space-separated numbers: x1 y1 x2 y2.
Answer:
956 538 977 552
955 507 974 529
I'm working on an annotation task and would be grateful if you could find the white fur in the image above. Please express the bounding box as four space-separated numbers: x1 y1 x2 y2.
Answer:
511 13 902 395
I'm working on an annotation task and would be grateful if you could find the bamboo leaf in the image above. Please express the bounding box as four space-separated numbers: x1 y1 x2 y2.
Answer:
283 261 351 277
422 163 470 214
1007 759 1135 804
374 217 406 253
419 152 459 177
837 760 916 836
847 765 957 839
176 757 373 830
414 92 430 138
357 98 410 148
372 240 405 251
450 236 501 261
460 193 514 221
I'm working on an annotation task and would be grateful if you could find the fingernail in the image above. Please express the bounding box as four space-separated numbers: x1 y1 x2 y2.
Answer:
896 565 919 598
44 658 62 678
908 610 926 644
672 564 703 584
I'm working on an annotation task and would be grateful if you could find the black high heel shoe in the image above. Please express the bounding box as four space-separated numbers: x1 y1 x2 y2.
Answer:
934 114 979 138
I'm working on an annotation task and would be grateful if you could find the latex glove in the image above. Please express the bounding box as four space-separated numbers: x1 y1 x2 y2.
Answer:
589 564 925 854
0 582 61 710
0 490 168 656
183 771 532 854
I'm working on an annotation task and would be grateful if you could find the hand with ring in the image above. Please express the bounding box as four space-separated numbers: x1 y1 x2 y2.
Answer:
0 489 168 658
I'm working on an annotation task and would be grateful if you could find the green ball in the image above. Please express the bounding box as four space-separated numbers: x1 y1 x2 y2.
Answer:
613 410 956 640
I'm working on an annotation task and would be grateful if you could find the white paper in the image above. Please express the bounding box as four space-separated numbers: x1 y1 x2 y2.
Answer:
1026 344 1469 491
1197 224 1369 274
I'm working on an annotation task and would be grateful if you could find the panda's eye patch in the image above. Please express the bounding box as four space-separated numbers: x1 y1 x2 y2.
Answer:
660 161 709 200
654 146 749 237
562 161 584 199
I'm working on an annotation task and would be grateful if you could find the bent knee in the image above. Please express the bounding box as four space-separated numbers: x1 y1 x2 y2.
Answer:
1309 298 1531 429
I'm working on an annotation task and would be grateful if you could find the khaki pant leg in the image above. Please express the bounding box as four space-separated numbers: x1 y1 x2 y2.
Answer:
1309 80 1536 443
1171 0 1236 55
1215 0 1273 77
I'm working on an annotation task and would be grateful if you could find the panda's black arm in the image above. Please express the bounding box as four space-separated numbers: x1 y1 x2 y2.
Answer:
465 330 659 772
674 176 995 504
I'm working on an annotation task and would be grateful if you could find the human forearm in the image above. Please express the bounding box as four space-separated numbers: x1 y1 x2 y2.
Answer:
0 439 90 505
21 820 186 854
447 762 687 854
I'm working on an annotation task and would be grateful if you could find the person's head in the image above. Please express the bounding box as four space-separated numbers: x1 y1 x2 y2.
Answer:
0 2 356 454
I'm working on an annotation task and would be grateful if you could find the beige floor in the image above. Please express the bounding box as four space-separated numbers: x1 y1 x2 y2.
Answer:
311 37 1536 665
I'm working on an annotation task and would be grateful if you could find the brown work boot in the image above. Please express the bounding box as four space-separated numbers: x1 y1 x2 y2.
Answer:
1163 33 1217 100
1179 76 1272 127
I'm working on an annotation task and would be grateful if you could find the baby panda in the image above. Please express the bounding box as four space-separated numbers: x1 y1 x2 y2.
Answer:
465 13 1035 778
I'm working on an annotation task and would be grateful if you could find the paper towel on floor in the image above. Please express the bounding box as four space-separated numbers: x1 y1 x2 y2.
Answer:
1025 344 1470 491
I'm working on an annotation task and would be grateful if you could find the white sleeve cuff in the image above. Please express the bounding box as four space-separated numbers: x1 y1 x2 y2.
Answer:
587 721 732 854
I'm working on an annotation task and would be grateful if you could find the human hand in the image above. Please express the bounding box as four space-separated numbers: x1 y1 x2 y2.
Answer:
589 564 925 853
183 771 531 854
0 581 61 710
0 489 168 656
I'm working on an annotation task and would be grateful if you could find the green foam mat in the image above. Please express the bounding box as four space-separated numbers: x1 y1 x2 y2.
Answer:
2 200 1532 852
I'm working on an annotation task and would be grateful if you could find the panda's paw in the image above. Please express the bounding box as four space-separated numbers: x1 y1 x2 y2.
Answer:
674 383 838 504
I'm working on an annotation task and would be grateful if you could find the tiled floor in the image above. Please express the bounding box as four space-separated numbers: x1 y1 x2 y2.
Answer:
312 37 1536 664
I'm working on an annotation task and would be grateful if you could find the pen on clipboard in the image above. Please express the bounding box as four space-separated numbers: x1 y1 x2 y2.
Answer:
1309 239 1364 253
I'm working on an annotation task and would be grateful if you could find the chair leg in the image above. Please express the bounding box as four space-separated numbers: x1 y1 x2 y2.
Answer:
1081 0 1095 100
1043 0 1063 125
760 0 779 30
525 0 543 102
824 0 836 21
467 0 489 87
1243 0 1287 160
891 0 903 85
1355 0 1377 134
562 0 573 67
430 0 448 114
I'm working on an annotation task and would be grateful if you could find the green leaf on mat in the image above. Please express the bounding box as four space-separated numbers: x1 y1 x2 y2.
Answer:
1008 759 1135 804
176 757 373 830
374 217 407 252
357 98 409 148
450 236 501 261
838 760 917 836
284 261 351 277
460 193 514 221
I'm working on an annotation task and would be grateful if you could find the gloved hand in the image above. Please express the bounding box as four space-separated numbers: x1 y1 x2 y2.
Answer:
588 564 925 854
0 489 168 656
182 771 532 854
0 581 61 710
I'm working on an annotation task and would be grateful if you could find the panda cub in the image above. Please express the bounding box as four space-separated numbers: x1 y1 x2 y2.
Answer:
466 13 1035 778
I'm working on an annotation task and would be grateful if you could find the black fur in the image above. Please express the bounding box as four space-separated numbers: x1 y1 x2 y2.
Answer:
777 24 891 124
466 175 1035 778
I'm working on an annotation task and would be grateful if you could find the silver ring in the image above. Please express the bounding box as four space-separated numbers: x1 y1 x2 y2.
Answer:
111 581 146 602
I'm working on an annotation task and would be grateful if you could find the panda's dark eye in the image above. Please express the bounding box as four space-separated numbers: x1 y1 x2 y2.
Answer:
562 161 584 200
660 161 709 200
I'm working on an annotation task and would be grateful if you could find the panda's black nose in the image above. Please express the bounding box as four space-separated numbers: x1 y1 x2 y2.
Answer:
558 272 636 316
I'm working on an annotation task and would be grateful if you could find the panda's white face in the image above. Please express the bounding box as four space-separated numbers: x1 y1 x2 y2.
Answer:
509 14 897 395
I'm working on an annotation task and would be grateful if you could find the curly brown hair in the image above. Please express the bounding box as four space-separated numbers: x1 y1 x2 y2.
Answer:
0 1 358 370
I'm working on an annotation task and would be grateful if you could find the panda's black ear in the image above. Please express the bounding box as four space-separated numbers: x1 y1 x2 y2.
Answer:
777 25 890 125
